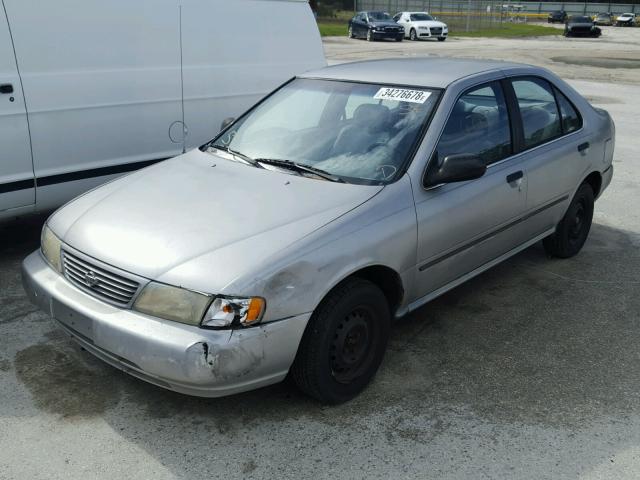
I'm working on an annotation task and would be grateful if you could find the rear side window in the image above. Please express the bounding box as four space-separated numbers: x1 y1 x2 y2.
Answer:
435 82 511 165
554 88 582 134
512 78 562 148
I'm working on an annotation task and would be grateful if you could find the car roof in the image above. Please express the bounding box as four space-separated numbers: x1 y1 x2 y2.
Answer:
299 58 529 89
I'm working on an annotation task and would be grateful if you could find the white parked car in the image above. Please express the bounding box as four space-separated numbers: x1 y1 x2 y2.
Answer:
616 13 636 26
393 11 448 41
0 0 325 221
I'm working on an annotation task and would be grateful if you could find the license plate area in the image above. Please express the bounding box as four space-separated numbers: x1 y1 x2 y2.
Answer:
53 299 94 341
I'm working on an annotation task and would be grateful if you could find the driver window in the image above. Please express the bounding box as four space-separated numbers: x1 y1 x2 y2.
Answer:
435 82 512 166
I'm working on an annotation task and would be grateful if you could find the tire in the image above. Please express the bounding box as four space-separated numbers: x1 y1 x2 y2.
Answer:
395 36 403 42
367 29 374 41
438 37 446 42
410 28 417 41
543 183 594 258
348 26 354 38
291 278 391 404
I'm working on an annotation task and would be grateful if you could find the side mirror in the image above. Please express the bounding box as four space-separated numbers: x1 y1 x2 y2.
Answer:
220 117 235 132
424 153 486 188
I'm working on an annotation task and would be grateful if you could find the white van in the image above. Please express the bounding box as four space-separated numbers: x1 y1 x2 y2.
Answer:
0 0 325 220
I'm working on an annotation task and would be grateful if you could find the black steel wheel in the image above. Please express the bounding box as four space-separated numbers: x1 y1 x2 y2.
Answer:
543 183 594 258
291 278 390 404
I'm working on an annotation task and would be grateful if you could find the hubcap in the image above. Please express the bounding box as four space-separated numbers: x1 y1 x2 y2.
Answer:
330 308 373 383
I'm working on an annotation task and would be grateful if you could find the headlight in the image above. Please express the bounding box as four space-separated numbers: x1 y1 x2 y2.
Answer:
41 225 62 272
419 26 429 30
202 296 266 329
133 282 212 326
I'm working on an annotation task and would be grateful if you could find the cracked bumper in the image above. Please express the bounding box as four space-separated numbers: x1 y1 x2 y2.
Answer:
22 250 310 397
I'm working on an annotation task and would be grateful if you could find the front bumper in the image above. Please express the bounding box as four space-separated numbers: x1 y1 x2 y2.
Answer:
372 30 404 39
22 250 310 397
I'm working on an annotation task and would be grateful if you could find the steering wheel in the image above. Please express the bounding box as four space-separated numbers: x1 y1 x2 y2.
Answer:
366 142 388 153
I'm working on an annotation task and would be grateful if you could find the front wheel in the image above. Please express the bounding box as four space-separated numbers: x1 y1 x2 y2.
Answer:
291 278 391 404
438 37 446 42
409 28 417 40
366 29 374 41
543 183 594 258
348 26 355 38
395 36 403 42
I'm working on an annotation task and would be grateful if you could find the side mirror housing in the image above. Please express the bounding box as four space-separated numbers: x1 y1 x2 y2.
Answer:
220 117 235 132
423 153 486 188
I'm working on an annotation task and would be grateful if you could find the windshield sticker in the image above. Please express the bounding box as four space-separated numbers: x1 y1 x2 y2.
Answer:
373 88 431 104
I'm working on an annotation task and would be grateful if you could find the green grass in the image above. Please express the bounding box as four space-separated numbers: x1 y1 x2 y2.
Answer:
317 21 561 39
452 23 562 38
317 21 347 37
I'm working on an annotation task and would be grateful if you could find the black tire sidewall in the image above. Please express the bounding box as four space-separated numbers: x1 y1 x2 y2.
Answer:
294 280 390 404
545 183 594 258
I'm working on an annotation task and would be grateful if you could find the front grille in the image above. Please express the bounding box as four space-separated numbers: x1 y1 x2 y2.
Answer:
431 27 443 35
385 26 400 32
62 250 140 307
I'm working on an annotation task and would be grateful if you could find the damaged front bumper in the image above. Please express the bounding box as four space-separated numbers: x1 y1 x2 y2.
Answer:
22 250 310 397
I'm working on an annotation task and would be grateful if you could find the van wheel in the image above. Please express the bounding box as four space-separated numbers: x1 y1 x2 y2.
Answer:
291 278 390 404
410 28 417 40
543 183 594 258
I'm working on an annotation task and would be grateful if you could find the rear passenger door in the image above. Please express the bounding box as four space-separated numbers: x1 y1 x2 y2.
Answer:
412 81 529 299
0 6 33 212
507 76 587 238
3 0 184 209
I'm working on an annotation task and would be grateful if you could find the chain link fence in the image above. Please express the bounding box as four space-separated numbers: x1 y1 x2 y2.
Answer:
348 0 639 30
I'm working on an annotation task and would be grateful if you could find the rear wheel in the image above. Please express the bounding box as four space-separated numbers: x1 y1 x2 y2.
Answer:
410 28 417 40
291 278 390 404
543 183 594 258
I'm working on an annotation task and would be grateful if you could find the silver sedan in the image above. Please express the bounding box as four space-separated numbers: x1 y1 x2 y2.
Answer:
23 58 614 403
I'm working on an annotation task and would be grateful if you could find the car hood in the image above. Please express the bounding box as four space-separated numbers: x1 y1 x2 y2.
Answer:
370 21 401 28
49 149 382 289
411 20 447 28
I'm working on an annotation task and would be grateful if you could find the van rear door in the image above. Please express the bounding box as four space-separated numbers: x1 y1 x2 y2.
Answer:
0 4 34 212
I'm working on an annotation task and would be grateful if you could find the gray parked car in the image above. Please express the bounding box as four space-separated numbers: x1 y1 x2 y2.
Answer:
23 59 615 404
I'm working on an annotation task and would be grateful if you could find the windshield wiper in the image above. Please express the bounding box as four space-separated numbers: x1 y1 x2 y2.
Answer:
207 144 264 169
255 158 345 183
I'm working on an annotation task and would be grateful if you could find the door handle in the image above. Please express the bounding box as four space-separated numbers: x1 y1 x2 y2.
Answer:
506 171 524 183
577 142 590 152
0 83 14 94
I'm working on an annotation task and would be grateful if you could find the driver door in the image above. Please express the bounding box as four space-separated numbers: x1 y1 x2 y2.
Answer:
410 81 528 300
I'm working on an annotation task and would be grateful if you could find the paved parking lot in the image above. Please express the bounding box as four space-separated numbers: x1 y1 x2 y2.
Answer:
1 27 639 479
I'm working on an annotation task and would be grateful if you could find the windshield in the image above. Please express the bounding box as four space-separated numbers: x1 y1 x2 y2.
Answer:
410 13 434 21
368 12 392 21
209 79 440 184
570 16 592 22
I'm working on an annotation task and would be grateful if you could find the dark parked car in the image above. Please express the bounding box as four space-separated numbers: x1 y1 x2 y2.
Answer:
564 16 601 37
593 12 613 26
548 10 567 23
348 11 404 42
